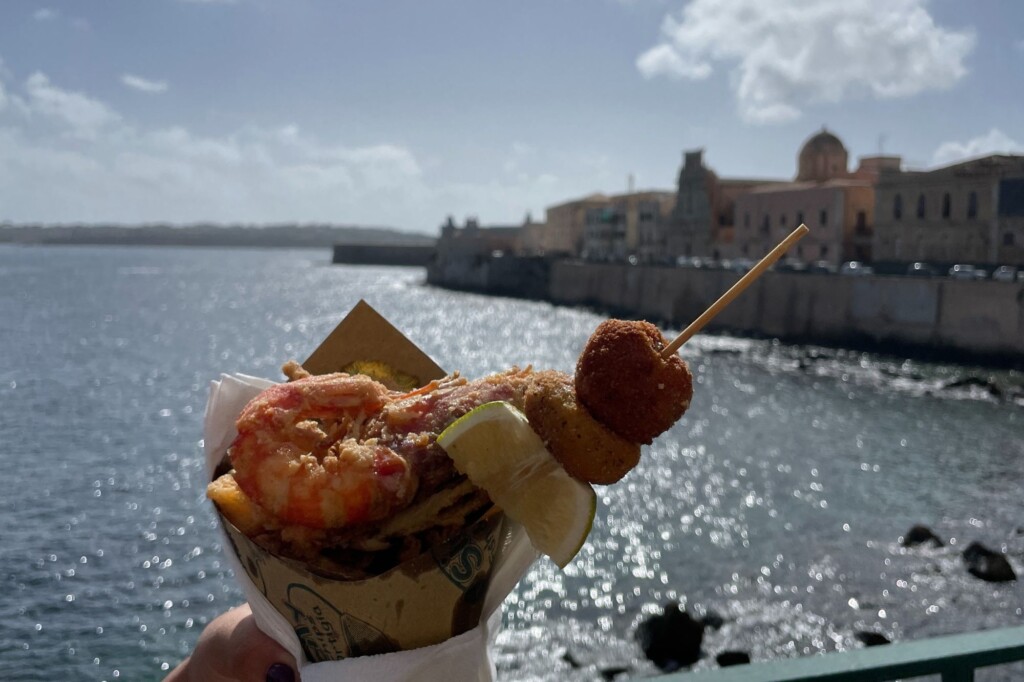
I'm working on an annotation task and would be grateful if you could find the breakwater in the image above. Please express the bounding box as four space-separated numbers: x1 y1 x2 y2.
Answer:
333 242 435 266
427 255 1024 366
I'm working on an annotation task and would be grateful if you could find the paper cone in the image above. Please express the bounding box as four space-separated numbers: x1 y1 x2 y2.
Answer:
208 300 516 662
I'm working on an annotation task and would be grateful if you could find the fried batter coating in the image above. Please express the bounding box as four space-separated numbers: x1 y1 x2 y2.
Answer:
575 319 693 445
524 370 641 485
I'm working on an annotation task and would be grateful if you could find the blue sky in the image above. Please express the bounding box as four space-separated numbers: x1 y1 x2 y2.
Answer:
0 0 1021 233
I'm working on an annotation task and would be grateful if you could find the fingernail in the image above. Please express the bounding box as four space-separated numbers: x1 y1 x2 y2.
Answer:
265 662 295 682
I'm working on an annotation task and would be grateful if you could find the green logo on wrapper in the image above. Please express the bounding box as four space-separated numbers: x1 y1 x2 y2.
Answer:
285 584 398 663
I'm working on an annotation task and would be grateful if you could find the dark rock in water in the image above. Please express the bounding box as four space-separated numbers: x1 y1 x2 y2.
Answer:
902 524 943 548
635 602 704 671
598 666 631 681
700 609 725 631
855 631 891 647
942 376 1003 398
560 649 581 669
716 650 751 667
963 542 1017 582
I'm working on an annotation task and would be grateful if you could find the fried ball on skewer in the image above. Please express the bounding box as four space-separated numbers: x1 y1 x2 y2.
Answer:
524 370 641 485
575 319 693 445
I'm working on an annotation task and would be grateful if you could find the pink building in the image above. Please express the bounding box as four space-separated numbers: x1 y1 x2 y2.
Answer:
733 129 898 265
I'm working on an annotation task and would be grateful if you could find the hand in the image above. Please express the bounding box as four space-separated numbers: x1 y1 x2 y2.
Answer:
164 603 299 682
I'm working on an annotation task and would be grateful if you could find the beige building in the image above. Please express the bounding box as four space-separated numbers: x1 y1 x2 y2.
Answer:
435 216 522 260
666 149 779 259
538 194 610 258
873 154 1024 267
733 130 897 265
540 191 675 262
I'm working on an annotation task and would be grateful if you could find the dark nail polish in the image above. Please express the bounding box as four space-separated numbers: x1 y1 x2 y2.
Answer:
265 662 295 682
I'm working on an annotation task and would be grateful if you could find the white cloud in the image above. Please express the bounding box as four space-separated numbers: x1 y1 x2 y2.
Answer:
636 43 711 80
33 8 59 21
121 74 169 94
932 128 1023 166
23 72 122 139
637 0 975 124
0 69 590 229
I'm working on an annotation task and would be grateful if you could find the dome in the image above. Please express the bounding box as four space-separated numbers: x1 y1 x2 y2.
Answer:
797 128 849 181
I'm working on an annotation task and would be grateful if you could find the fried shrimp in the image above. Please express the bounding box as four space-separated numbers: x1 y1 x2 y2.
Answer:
575 319 693 445
229 373 416 529
524 371 640 485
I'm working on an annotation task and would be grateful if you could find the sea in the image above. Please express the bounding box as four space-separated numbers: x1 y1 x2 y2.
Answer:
1 244 1021 681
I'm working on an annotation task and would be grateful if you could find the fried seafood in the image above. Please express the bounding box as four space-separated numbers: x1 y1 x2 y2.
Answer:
229 372 414 529
575 319 693 445
210 317 696 574
524 371 640 485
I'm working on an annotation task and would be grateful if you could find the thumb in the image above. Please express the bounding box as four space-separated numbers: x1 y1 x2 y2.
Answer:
222 605 300 681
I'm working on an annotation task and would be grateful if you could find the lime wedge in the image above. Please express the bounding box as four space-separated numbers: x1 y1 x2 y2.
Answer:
438 401 596 568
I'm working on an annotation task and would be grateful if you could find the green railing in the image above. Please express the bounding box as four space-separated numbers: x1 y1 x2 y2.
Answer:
662 626 1024 682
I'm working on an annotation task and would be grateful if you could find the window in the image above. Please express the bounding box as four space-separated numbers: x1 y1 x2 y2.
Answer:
967 191 978 219
780 214 787 227
1005 232 1016 247
744 212 751 228
917 194 926 219
819 209 828 226
856 211 867 231
942 192 951 218
762 215 770 234
820 245 828 257
893 194 902 220
796 211 804 226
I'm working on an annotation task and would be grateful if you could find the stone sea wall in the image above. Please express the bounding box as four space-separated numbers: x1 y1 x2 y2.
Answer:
427 254 1024 365
550 261 1024 363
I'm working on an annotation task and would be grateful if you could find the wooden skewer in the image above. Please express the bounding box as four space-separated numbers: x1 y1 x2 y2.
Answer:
661 223 810 358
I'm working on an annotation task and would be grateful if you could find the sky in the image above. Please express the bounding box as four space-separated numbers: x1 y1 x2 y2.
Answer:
0 0 1021 234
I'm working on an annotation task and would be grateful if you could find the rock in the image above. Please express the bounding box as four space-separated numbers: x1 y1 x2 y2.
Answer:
901 524 943 548
635 602 704 671
855 631 891 647
700 609 725 631
963 542 1017 582
942 377 1003 399
598 666 631 681
716 650 751 667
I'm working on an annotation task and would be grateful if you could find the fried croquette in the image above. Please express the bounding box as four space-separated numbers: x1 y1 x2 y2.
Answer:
524 370 641 485
575 319 693 445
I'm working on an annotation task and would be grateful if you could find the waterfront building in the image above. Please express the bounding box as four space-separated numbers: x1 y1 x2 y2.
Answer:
665 149 782 260
511 213 551 256
872 154 1024 268
540 194 609 258
732 129 898 265
435 215 521 260
553 191 675 263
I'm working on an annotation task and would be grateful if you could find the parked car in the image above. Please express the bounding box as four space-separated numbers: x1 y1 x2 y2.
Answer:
906 262 937 277
776 258 809 273
840 261 873 276
948 264 976 280
676 256 706 269
992 266 1017 282
809 260 837 274
730 258 755 273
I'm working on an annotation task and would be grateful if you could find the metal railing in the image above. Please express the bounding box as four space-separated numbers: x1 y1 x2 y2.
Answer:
661 626 1024 682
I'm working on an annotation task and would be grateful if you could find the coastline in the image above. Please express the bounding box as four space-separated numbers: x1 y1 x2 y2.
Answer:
426 254 1024 371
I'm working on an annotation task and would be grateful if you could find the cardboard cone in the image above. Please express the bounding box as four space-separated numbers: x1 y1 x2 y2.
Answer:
208 300 512 662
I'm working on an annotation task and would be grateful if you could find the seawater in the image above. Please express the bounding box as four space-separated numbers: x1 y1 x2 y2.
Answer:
0 245 1021 681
